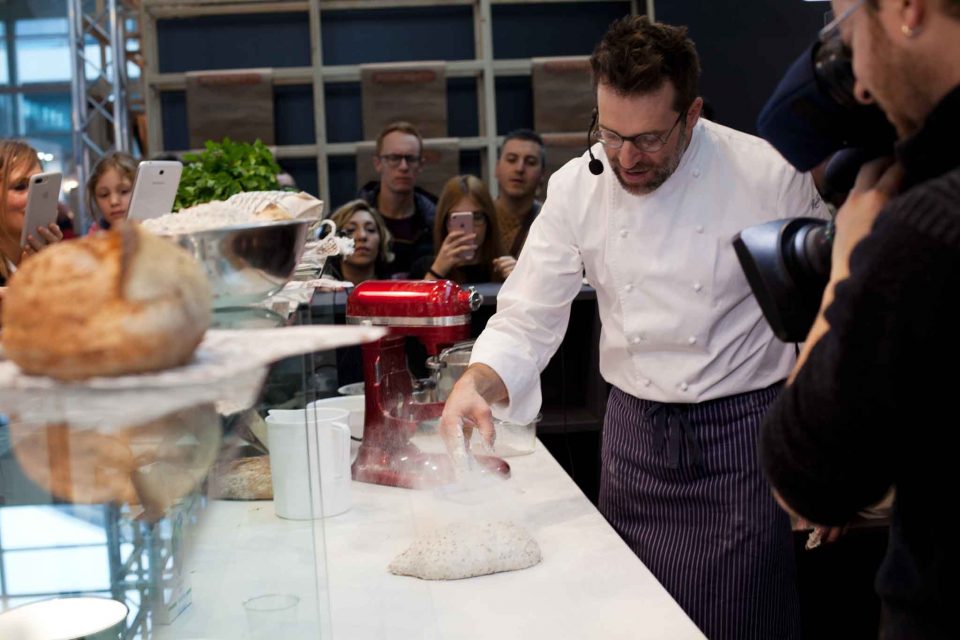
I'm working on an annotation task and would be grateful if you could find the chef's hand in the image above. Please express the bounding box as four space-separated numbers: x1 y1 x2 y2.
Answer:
492 255 517 280
439 363 508 457
22 222 64 260
830 157 904 282
429 231 477 279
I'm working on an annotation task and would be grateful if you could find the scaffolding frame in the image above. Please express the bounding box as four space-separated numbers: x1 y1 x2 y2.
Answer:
67 0 134 230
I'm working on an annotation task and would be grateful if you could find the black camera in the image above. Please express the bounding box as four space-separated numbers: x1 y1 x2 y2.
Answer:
733 38 896 342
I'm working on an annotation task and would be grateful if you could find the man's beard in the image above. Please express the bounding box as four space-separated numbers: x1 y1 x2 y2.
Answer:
612 126 688 196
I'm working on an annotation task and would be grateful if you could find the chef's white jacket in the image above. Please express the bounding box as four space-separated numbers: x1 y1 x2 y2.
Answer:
470 119 829 424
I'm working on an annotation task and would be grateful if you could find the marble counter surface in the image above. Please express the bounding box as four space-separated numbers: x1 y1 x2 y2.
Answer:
159 441 705 639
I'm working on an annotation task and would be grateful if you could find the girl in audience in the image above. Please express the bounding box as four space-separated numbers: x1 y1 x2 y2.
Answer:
412 175 508 283
323 199 394 286
0 140 64 287
86 151 137 232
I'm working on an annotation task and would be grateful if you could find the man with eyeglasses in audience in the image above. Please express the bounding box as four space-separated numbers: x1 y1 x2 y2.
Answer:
438 16 827 639
358 121 437 277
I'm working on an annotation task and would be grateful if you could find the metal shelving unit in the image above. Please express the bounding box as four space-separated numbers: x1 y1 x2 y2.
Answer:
67 0 139 229
139 0 648 205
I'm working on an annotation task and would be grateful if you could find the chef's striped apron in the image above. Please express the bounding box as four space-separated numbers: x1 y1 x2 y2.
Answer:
599 384 800 640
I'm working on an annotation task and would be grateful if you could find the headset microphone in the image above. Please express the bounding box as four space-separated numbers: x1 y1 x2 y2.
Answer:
587 109 604 175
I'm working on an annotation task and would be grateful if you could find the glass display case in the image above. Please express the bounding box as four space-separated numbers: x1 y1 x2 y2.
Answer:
0 299 380 639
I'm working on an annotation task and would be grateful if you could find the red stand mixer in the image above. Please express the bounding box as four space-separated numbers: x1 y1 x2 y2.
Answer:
346 280 511 489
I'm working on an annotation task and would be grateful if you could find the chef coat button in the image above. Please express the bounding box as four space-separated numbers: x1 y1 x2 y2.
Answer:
620 229 628 238
695 225 704 234
692 169 701 178
625 283 634 292
643 378 651 387
688 336 697 345
680 381 689 391
631 335 642 345
693 282 702 292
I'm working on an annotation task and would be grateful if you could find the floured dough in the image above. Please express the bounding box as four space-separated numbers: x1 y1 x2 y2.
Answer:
388 521 541 580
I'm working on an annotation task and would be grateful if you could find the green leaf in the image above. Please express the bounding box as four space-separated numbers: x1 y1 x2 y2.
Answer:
174 137 285 209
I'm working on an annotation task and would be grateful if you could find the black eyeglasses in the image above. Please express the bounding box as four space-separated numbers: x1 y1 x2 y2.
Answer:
819 0 863 45
378 154 422 168
594 111 685 153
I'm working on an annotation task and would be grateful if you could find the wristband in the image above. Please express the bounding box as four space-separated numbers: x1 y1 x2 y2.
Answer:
427 267 446 279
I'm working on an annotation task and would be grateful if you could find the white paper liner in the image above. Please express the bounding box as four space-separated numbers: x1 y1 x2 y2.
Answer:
226 190 324 220
0 325 384 430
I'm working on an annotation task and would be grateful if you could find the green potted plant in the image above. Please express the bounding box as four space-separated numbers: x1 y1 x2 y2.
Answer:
174 137 282 210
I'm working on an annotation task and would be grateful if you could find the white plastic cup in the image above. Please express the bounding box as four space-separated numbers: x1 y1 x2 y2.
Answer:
307 395 365 462
265 407 351 519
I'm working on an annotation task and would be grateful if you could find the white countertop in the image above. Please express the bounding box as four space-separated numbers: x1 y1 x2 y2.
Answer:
159 441 705 640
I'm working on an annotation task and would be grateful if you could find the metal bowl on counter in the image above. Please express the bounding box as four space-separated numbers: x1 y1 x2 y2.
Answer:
162 218 313 308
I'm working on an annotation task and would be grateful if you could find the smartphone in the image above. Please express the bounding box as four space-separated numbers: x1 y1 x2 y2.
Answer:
447 211 476 261
126 160 183 221
20 171 63 248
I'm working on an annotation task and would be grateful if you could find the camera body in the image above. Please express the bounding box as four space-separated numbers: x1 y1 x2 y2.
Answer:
733 218 831 342
736 37 896 341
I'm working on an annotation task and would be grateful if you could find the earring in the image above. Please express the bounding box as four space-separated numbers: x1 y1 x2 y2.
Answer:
901 23 918 37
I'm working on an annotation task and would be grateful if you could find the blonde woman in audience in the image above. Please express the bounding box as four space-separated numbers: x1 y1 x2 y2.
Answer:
322 199 394 286
86 151 138 232
411 175 510 284
0 139 64 288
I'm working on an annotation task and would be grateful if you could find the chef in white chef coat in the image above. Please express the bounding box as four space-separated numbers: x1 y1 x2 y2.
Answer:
439 15 827 640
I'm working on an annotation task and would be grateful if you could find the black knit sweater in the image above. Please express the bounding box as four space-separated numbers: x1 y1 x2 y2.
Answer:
760 85 960 639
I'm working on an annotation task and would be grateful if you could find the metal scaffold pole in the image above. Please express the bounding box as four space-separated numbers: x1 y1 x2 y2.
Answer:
67 0 132 232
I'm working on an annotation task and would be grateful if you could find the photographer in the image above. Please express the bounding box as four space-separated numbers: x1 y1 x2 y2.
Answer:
759 0 960 637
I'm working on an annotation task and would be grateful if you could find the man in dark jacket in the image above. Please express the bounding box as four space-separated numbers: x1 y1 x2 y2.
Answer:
760 1 960 637
357 121 436 277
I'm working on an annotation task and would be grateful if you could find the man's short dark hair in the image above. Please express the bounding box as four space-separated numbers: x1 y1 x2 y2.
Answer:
498 128 546 170
589 16 701 113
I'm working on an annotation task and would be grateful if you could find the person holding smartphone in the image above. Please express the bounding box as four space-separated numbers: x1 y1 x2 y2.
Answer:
0 140 64 287
86 151 138 232
410 175 510 284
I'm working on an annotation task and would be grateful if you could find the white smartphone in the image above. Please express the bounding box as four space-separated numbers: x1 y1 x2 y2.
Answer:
20 171 62 248
447 211 475 261
126 160 183 221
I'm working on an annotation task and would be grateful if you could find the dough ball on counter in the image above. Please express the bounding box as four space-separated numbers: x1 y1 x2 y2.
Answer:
1 222 212 380
389 521 541 580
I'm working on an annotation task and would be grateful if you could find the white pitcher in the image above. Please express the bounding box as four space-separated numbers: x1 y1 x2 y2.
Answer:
265 407 351 519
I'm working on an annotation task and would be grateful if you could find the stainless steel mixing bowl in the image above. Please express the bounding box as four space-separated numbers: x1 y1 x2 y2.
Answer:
163 218 313 308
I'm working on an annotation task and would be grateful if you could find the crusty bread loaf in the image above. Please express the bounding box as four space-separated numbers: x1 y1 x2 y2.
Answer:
1 222 212 380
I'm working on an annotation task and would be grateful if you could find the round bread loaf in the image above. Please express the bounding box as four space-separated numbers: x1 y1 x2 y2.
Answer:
1 222 212 380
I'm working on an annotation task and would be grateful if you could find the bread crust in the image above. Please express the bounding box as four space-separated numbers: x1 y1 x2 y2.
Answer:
1 223 212 379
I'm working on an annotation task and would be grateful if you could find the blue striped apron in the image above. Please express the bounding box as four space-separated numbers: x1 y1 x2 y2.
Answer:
599 384 800 640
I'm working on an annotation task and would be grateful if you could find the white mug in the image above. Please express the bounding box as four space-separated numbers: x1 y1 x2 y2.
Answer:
265 407 351 519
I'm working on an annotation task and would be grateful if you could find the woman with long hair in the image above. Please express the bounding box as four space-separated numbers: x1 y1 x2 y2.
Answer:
0 140 64 286
322 199 394 285
412 175 511 283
